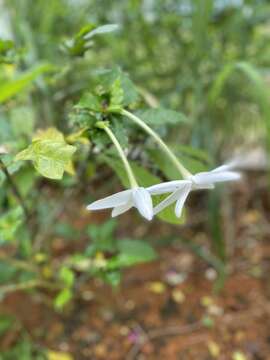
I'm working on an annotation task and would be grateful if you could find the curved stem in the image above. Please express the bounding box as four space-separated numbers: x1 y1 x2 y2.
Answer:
121 109 192 179
98 123 138 188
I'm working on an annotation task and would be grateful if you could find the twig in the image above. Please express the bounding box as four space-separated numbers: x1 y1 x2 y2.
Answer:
126 321 201 360
0 253 37 273
0 158 30 221
0 279 62 297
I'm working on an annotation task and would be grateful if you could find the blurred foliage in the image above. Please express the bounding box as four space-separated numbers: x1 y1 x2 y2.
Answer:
0 0 269 312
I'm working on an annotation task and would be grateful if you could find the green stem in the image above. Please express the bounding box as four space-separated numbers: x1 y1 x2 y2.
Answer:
121 109 192 179
97 122 138 188
0 158 30 220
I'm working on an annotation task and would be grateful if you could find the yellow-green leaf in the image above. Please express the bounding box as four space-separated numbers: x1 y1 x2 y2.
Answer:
15 127 76 180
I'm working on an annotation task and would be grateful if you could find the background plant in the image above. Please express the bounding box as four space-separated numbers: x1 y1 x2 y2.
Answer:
0 0 269 314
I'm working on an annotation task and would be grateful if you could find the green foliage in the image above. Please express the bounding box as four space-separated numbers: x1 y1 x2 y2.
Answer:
0 39 16 64
135 108 188 127
108 239 157 269
0 64 52 103
62 23 119 56
16 128 76 179
0 207 23 243
0 0 268 319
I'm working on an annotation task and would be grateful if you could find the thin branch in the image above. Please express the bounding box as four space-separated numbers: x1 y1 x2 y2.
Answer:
0 158 30 220
0 279 62 297
126 321 201 360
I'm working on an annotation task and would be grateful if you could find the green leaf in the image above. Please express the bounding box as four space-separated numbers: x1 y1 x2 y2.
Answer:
86 219 117 252
135 108 188 126
108 239 157 269
84 24 119 39
63 23 118 57
0 63 52 103
54 288 72 310
0 207 23 243
15 128 76 180
109 78 124 110
99 68 139 106
149 145 209 180
118 239 157 259
152 194 186 225
59 267 74 288
76 92 102 112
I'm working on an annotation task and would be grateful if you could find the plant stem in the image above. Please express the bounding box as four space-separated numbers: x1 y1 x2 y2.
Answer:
0 279 62 297
97 122 138 188
121 109 192 179
0 158 30 220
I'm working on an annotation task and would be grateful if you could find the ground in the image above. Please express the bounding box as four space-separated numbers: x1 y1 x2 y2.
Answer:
0 173 270 360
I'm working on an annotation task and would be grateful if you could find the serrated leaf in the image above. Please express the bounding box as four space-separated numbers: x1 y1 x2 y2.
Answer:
15 128 76 180
110 78 124 109
76 92 102 112
135 108 188 126
99 68 139 106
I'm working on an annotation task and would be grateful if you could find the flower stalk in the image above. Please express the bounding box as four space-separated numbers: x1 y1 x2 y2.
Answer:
120 109 192 179
96 121 138 188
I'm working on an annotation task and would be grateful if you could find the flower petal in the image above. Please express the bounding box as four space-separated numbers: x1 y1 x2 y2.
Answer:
111 201 133 217
175 183 192 217
212 160 239 173
147 180 187 195
132 187 153 221
192 171 241 185
153 187 186 215
87 189 131 210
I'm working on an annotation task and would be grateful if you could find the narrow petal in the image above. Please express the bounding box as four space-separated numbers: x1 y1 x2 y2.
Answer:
192 171 241 185
148 180 191 195
87 189 132 210
111 201 133 217
175 183 192 217
132 188 153 221
153 187 185 215
212 160 239 173
212 164 232 172
147 180 187 195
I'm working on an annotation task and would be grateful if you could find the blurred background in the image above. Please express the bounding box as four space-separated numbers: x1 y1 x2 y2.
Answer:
0 0 270 359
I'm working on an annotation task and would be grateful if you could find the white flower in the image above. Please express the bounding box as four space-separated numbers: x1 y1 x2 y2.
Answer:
87 187 153 221
147 163 241 218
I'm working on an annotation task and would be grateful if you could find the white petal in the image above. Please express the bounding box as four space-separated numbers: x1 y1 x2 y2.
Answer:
212 160 240 173
87 189 132 210
153 187 186 215
192 171 241 185
111 201 133 217
147 180 187 195
175 183 192 217
132 188 153 221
